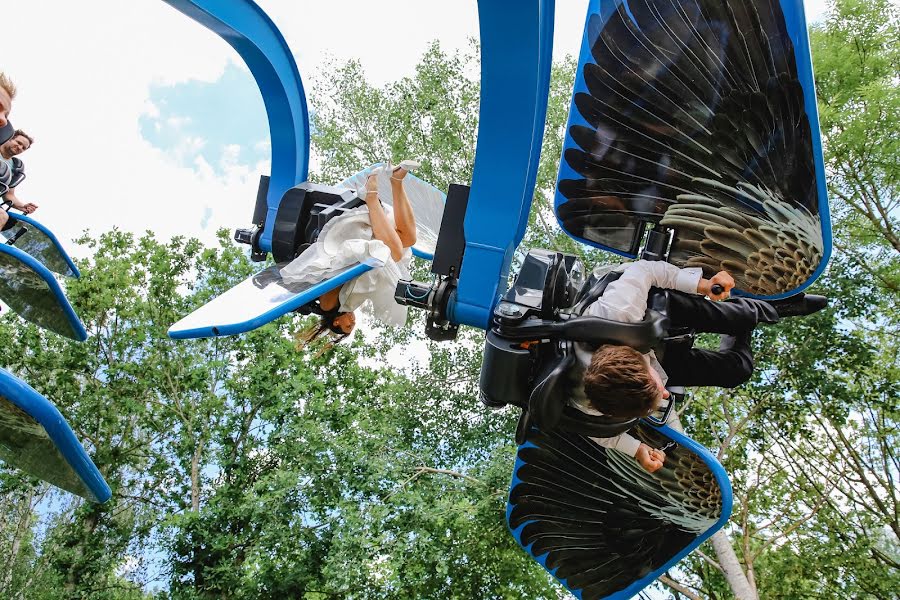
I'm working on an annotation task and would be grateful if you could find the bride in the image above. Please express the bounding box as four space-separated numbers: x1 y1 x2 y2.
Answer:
280 161 419 344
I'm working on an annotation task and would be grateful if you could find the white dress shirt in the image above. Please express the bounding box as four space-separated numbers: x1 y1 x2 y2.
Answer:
570 260 702 457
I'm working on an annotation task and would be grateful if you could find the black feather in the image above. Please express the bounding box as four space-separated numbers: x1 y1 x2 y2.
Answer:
508 424 722 600
557 0 824 295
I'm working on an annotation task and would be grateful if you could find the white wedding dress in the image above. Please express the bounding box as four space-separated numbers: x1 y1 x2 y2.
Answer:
279 203 412 327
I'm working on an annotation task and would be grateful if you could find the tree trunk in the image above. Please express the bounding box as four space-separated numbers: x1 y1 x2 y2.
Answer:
64 509 99 595
710 531 757 600
191 437 205 512
0 489 34 592
190 436 206 591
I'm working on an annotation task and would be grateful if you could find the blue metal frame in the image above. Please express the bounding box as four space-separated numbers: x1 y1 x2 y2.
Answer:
0 367 111 503
780 0 833 299
161 0 309 254
552 0 832 300
0 244 87 341
507 422 733 599
7 212 81 277
449 0 556 329
168 262 372 339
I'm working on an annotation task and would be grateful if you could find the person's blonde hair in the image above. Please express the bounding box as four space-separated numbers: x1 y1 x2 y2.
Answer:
0 73 17 100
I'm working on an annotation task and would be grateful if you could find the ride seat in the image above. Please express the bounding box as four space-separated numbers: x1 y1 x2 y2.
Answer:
271 181 363 263
479 249 673 444
271 181 368 318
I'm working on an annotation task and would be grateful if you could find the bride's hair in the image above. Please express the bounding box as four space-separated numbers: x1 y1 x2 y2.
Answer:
294 313 351 357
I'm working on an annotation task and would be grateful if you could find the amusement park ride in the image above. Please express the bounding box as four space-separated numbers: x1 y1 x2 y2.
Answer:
0 1 830 598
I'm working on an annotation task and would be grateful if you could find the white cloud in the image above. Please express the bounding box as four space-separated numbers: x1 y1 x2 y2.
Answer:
173 135 207 164
142 100 161 119
165 115 192 129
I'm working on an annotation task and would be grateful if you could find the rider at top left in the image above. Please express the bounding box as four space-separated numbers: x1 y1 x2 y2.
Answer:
0 72 39 230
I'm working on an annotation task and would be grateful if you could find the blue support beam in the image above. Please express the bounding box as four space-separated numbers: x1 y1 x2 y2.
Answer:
161 0 309 253
450 0 556 330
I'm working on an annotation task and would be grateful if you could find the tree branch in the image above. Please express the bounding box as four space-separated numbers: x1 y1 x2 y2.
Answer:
658 574 704 600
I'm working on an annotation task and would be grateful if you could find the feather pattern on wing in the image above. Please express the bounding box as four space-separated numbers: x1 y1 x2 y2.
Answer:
556 0 823 295
508 424 722 600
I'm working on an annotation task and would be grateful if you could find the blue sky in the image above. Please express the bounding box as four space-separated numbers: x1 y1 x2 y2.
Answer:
140 63 269 176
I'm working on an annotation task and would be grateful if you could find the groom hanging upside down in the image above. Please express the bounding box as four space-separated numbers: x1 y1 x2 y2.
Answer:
572 260 827 473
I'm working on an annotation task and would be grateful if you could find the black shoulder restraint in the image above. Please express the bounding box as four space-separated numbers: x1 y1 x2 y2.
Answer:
296 299 341 322
0 122 14 145
8 157 25 188
518 267 645 444
0 122 17 200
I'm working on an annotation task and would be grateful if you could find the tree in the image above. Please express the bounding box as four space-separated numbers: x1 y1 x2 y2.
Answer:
812 0 900 297
660 3 900 597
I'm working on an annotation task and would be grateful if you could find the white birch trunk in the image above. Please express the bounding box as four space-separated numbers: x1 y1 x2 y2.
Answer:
710 530 757 600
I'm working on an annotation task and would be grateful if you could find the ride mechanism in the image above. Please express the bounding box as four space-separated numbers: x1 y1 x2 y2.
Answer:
0 0 830 598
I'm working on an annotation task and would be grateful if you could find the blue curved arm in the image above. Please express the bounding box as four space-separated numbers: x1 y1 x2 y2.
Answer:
449 0 556 330
161 0 309 253
782 0 833 298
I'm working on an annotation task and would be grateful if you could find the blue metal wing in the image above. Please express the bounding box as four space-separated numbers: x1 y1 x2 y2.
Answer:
554 0 831 299
168 164 446 339
0 368 111 502
2 213 80 278
0 244 87 341
168 262 372 339
508 422 732 600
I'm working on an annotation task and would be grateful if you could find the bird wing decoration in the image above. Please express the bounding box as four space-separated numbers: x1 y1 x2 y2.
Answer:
508 422 731 599
1 213 80 278
0 368 110 502
555 0 830 297
338 164 446 261
0 245 87 341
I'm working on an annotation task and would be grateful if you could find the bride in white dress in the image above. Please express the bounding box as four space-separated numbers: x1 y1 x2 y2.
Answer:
279 162 419 341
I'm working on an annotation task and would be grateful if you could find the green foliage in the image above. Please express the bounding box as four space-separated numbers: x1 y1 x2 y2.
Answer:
2 6 898 598
311 41 479 192
812 0 900 295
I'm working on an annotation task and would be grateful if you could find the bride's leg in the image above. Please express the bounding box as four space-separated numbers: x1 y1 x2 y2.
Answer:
365 174 404 261
390 170 417 249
